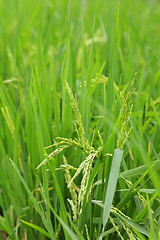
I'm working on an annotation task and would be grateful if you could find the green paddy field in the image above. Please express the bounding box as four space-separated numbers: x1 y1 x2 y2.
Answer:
0 0 160 239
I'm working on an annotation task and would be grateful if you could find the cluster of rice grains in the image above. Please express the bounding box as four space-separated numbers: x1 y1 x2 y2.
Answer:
37 76 136 234
117 74 136 150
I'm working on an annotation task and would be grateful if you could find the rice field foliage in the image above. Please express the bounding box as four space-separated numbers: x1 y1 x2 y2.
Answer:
0 0 160 239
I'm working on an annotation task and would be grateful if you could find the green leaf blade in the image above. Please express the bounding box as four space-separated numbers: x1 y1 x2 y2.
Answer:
20 219 51 238
103 149 123 230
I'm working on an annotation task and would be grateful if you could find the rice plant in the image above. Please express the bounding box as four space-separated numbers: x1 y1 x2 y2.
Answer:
0 0 160 239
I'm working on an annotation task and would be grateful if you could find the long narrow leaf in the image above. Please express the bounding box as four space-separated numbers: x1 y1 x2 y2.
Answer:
103 3 120 142
9 158 55 239
38 185 80 240
20 219 50 238
103 149 123 230
112 211 149 237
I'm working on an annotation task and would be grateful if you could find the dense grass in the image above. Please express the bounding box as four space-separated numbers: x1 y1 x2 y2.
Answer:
0 0 160 239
